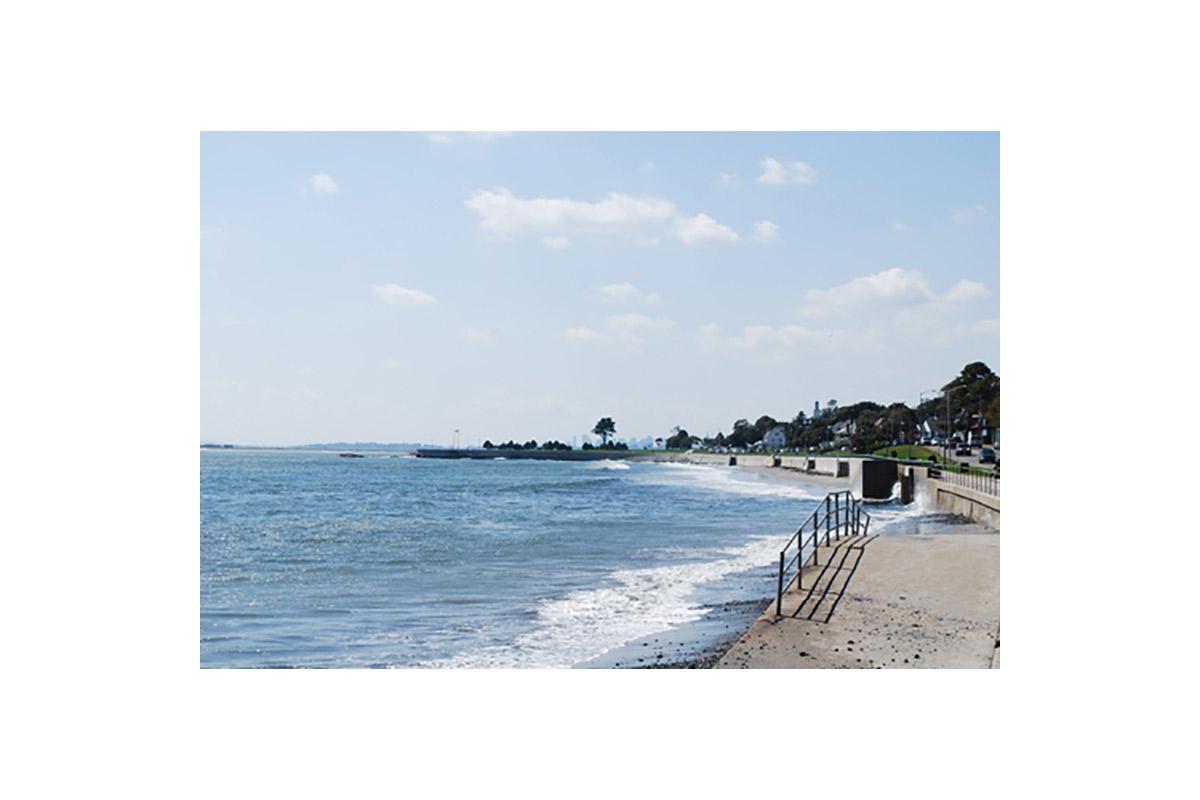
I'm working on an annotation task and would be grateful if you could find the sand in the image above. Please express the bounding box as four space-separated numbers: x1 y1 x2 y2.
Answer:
715 531 999 668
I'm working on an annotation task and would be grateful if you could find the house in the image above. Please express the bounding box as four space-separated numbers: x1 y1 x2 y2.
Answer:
763 424 789 450
830 419 856 448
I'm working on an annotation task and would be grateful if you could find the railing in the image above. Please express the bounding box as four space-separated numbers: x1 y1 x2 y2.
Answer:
775 490 870 617
929 466 1000 497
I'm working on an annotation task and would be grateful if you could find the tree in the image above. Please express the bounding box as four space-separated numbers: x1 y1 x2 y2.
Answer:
666 428 693 449
726 418 763 448
482 440 494 449
592 417 616 446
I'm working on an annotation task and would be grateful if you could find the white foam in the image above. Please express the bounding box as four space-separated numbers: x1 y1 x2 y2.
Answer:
589 459 630 471
633 462 826 501
415 534 784 668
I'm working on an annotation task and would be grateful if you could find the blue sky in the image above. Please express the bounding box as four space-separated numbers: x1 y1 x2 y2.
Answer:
201 132 999 446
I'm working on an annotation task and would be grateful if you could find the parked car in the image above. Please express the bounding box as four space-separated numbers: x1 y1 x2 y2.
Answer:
979 447 996 463
955 443 972 456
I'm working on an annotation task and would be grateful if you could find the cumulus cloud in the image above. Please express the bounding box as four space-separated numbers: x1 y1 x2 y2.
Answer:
798 268 995 321
697 322 834 359
309 172 338 194
465 187 739 247
943 279 992 303
459 327 496 344
562 313 674 349
717 172 738 186
752 220 781 243
674 213 740 245
466 188 676 237
599 282 661 304
371 284 436 306
699 269 997 361
799 268 934 318
951 204 988 224
755 157 817 185
425 132 512 144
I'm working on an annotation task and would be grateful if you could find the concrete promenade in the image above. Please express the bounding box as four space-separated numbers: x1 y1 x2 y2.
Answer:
715 530 999 669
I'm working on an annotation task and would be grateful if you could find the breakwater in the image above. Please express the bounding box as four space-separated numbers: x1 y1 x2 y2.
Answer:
415 448 639 461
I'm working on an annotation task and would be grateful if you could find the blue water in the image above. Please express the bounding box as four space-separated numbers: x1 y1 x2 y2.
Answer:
201 450 892 668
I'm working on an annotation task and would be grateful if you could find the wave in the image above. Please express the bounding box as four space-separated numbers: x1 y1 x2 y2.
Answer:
589 460 630 471
414 534 784 668
633 462 826 501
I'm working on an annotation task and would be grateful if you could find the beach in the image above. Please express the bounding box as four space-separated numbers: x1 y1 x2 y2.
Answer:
715 530 999 668
623 455 1000 668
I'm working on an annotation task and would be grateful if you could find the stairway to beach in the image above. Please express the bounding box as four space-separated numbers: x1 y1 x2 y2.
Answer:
716 524 999 669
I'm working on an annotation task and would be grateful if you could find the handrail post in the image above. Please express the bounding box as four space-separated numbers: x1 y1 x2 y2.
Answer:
777 551 785 616
825 495 831 545
834 493 840 539
812 521 819 567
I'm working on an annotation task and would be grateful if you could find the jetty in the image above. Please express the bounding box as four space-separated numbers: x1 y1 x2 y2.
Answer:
414 448 638 461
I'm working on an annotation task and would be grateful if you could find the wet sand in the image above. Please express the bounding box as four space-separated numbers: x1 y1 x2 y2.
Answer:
579 598 771 668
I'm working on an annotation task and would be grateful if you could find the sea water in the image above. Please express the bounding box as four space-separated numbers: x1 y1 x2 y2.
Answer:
200 450 922 668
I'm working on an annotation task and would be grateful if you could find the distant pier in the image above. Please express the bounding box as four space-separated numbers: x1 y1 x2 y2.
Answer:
414 448 638 461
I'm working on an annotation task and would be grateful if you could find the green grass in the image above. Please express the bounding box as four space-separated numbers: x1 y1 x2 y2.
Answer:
871 444 947 462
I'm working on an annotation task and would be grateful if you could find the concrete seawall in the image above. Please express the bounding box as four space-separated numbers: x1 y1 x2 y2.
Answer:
637 452 1000 529
924 478 1000 529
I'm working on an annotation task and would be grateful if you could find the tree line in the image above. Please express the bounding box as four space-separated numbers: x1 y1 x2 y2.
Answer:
668 361 1000 453
475 361 998 455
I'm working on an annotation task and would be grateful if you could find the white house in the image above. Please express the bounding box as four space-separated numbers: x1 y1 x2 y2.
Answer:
763 424 789 450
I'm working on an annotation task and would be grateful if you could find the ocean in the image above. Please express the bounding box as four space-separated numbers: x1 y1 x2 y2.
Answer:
200 450 923 668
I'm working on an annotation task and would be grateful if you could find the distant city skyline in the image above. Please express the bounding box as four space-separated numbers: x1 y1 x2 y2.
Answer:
202 132 999 446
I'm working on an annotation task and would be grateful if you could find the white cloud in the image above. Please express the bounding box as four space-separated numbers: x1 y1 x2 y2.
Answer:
605 313 675 346
309 172 338 195
466 188 677 237
697 322 833 359
599 282 661 304
562 326 604 343
465 187 738 247
562 313 674 349
674 213 740 246
755 157 817 185
891 221 909 232
752 220 781 243
425 132 512 144
541 236 571 249
951 204 988 224
799 268 934 318
943 279 992 303
459 327 496 344
371 284 436 306
717 172 738 186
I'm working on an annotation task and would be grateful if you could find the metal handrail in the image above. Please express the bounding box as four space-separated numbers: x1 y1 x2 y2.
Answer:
775 490 870 616
931 466 1000 497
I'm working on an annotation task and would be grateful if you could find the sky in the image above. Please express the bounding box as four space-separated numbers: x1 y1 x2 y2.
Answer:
201 132 999 446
